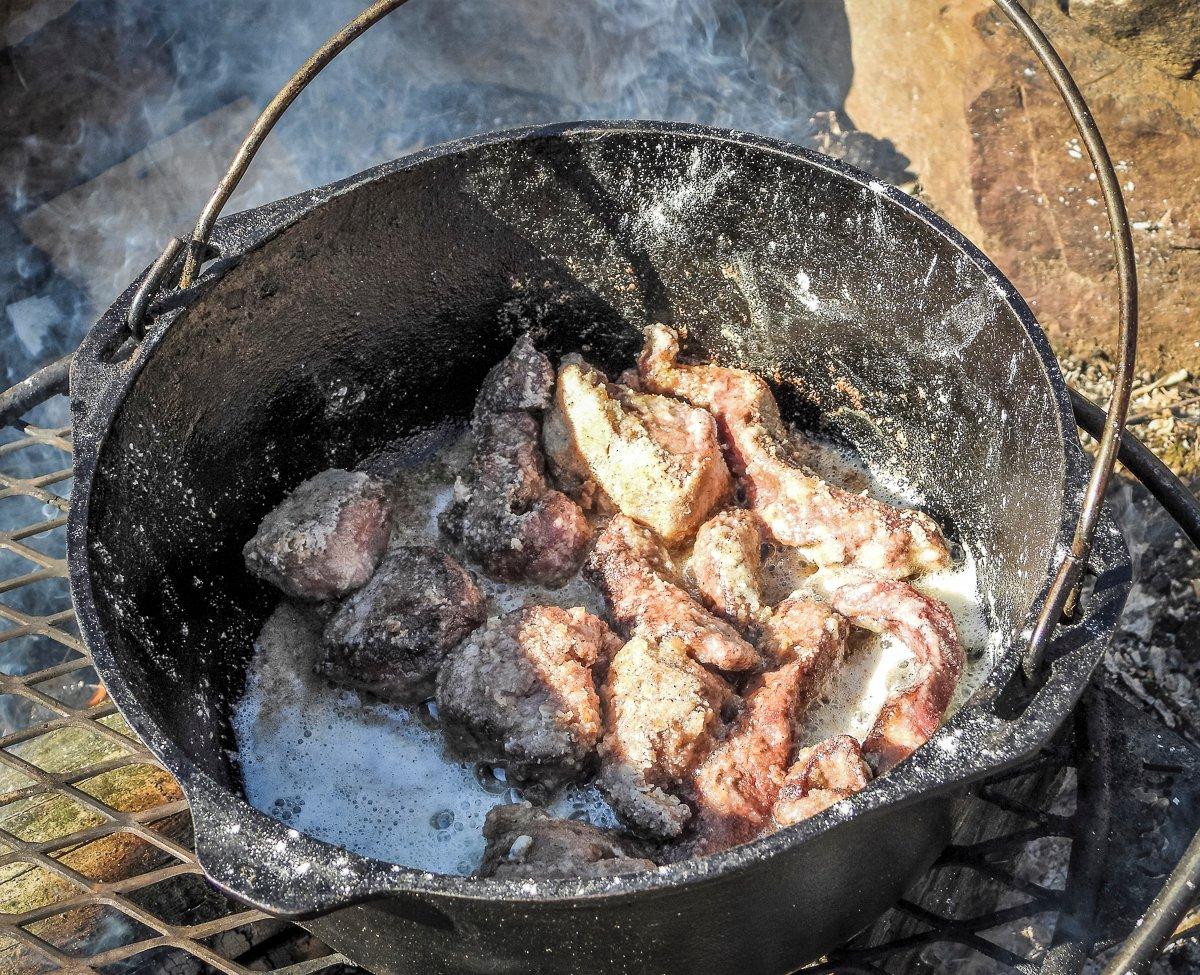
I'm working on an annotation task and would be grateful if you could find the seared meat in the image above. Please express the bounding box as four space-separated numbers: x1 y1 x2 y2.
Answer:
586 515 761 673
638 325 950 578
548 356 731 543
688 599 849 853
691 508 766 627
542 400 601 509
597 634 734 840
829 578 964 773
437 605 622 792
472 334 556 418
772 736 872 827
478 803 656 879
440 339 592 586
243 469 392 602
317 545 486 702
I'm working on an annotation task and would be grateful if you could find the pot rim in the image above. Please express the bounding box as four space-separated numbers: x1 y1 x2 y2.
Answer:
67 118 1119 915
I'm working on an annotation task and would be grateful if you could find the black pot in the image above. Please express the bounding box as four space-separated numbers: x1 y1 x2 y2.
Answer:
67 121 1130 975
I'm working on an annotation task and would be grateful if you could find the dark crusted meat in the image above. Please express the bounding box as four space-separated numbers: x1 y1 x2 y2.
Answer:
440 340 591 587
586 515 761 673
772 736 872 827
597 634 735 840
472 333 556 419
477 803 656 879
829 578 964 774
317 545 486 703
691 508 767 627
688 599 850 853
545 356 731 543
243 469 392 602
638 325 950 578
437 606 622 792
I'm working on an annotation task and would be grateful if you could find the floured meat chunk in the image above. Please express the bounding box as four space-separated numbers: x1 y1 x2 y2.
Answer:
546 357 731 542
639 325 950 578
317 545 486 703
437 605 622 792
597 634 734 839
691 508 766 627
829 578 964 773
478 803 656 879
440 339 591 586
688 600 849 853
772 736 872 827
586 515 761 672
472 333 556 416
243 469 392 602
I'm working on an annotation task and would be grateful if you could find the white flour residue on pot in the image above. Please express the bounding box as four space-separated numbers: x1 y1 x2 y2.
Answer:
631 146 730 245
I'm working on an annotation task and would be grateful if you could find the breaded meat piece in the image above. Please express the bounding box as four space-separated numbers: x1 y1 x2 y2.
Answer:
243 469 392 602
688 600 849 853
548 356 731 543
437 605 622 792
692 508 767 627
828 578 964 774
597 634 734 840
317 545 485 702
586 515 761 673
478 803 656 879
772 736 872 827
441 407 591 587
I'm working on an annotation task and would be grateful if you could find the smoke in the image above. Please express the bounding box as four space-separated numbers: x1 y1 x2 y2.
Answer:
0 0 875 387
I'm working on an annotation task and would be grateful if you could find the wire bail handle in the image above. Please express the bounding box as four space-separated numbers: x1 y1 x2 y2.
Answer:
129 0 1137 675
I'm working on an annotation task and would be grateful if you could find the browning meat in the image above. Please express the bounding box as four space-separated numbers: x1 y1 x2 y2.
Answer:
243 469 392 602
478 803 656 879
440 339 592 586
548 356 731 543
691 508 766 627
772 736 872 827
829 578 964 774
317 545 486 702
688 599 850 853
638 325 950 578
472 333 556 418
436 606 622 792
597 634 734 839
586 515 761 672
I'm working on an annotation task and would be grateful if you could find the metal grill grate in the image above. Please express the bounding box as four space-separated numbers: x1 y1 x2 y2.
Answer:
0 393 1189 975
0 399 350 975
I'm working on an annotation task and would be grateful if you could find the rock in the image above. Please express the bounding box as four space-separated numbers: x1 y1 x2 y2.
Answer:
841 0 1200 370
1060 0 1200 79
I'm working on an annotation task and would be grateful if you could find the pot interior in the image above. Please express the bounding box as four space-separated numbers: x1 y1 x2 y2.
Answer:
82 125 1075 810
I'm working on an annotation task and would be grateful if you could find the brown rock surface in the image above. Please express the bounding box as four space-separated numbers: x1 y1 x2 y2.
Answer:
842 0 1200 370
1062 0 1200 79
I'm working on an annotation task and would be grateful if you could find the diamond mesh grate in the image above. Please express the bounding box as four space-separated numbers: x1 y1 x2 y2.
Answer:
0 399 350 975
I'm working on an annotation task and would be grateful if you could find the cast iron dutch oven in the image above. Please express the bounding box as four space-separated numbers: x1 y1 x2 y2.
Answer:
65 3 1135 973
